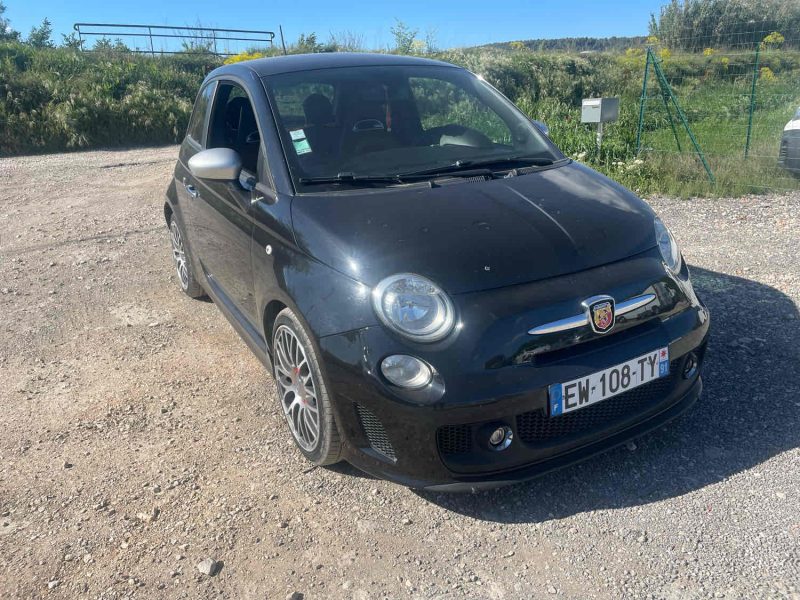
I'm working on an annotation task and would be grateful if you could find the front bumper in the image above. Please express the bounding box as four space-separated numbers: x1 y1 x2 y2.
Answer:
318 249 710 489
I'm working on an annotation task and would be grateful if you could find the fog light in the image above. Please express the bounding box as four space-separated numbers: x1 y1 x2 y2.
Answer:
488 425 513 451
381 355 432 389
682 352 698 379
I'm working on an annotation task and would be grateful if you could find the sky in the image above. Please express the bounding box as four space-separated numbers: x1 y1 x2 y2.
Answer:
6 0 665 50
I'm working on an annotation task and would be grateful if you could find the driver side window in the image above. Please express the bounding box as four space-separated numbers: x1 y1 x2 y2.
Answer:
207 83 262 174
409 78 512 145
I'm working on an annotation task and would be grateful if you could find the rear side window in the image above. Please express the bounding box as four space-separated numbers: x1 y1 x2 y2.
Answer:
186 83 216 145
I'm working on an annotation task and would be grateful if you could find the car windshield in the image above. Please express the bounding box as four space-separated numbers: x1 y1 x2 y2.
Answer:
263 64 565 190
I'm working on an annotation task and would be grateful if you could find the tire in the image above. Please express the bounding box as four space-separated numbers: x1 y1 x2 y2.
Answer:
168 216 205 299
272 308 342 466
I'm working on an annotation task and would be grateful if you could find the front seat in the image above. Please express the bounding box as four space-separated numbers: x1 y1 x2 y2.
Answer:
225 97 260 172
302 93 340 156
339 85 400 157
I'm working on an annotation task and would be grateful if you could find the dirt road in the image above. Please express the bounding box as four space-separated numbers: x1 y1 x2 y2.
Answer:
1 147 798 599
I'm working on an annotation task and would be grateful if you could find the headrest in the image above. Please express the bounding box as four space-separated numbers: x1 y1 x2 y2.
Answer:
225 97 251 128
303 93 335 126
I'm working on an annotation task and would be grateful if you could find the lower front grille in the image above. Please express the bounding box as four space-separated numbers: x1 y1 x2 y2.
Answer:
516 359 679 444
437 425 473 456
437 359 685 457
355 404 396 461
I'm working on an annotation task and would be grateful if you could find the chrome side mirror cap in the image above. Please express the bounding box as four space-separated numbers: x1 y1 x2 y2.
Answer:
188 148 242 181
532 119 550 136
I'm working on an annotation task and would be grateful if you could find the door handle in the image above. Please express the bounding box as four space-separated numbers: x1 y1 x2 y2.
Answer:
184 183 199 198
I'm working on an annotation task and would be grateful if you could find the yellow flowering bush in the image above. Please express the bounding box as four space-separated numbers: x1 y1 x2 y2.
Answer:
759 66 777 82
223 51 266 65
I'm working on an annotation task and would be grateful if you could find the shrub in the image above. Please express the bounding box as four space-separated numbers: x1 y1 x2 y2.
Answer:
0 42 219 154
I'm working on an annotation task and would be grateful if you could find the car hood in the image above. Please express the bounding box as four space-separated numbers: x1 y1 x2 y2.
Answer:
291 161 657 295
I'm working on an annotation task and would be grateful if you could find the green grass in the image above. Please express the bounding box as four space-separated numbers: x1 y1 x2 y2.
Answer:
633 73 800 196
2 42 799 197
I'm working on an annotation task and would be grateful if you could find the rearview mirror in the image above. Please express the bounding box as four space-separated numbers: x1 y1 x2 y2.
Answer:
532 120 550 136
188 148 242 181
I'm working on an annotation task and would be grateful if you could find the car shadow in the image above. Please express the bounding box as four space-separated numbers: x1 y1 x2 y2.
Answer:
415 266 800 522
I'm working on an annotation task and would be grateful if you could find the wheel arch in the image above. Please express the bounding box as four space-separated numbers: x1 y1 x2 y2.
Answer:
263 299 288 352
164 178 179 226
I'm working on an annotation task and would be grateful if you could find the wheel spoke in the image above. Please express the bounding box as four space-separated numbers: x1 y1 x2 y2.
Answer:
275 361 293 380
295 406 308 440
303 408 316 438
276 338 293 370
170 223 189 289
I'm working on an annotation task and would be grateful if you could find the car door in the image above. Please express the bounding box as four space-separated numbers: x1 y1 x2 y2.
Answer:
184 81 260 326
175 80 216 240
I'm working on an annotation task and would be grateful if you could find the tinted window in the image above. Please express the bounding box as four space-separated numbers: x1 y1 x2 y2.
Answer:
263 65 562 190
273 82 335 126
207 83 261 174
409 77 512 145
187 83 215 145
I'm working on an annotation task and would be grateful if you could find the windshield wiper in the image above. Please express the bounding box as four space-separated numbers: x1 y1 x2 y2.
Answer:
299 172 404 185
299 156 560 186
399 155 556 178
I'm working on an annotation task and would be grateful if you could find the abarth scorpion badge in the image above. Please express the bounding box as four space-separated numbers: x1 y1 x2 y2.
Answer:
584 295 616 334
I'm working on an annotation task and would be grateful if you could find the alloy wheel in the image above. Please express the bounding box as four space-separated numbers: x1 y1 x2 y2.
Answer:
273 324 320 451
169 221 189 290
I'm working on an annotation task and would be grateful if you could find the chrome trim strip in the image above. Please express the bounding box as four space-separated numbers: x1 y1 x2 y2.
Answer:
528 293 656 335
615 293 656 316
527 314 589 336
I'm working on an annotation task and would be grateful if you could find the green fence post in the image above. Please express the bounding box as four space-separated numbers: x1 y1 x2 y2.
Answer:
651 55 715 183
661 87 682 152
744 41 761 159
635 48 652 155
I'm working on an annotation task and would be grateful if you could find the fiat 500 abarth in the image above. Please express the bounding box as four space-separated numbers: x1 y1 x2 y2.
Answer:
165 53 709 490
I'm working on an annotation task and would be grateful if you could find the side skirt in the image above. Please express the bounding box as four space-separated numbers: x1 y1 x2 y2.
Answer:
202 271 274 374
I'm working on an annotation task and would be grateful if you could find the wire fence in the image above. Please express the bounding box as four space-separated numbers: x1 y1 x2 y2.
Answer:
634 23 800 195
73 23 277 57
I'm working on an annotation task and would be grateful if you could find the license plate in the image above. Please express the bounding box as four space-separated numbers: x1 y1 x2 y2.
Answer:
548 347 670 417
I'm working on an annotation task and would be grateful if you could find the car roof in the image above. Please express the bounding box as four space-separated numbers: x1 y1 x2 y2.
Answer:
212 52 459 79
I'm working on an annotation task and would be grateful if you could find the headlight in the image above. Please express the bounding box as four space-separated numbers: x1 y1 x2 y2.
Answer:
654 217 682 272
372 273 455 342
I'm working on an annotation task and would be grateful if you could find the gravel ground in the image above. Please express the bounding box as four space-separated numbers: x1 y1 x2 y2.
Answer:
0 146 798 600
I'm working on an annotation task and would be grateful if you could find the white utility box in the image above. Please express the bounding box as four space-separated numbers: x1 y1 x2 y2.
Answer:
581 97 620 123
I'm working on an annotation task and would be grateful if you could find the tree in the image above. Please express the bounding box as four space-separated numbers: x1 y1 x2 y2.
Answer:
296 32 323 53
61 32 83 50
27 17 53 48
390 19 417 54
0 1 20 41
649 0 800 50
93 37 130 53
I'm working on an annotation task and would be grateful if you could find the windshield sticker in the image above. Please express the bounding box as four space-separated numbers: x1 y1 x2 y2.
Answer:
289 129 312 155
294 138 312 155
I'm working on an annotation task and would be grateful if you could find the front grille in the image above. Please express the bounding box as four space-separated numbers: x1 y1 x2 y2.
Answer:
355 404 396 461
437 425 473 455
516 359 679 444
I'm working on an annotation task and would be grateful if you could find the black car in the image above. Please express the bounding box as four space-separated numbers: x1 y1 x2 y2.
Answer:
165 53 709 490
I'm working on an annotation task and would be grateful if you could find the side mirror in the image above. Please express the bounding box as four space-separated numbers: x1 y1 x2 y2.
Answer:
532 120 550 137
188 148 242 181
